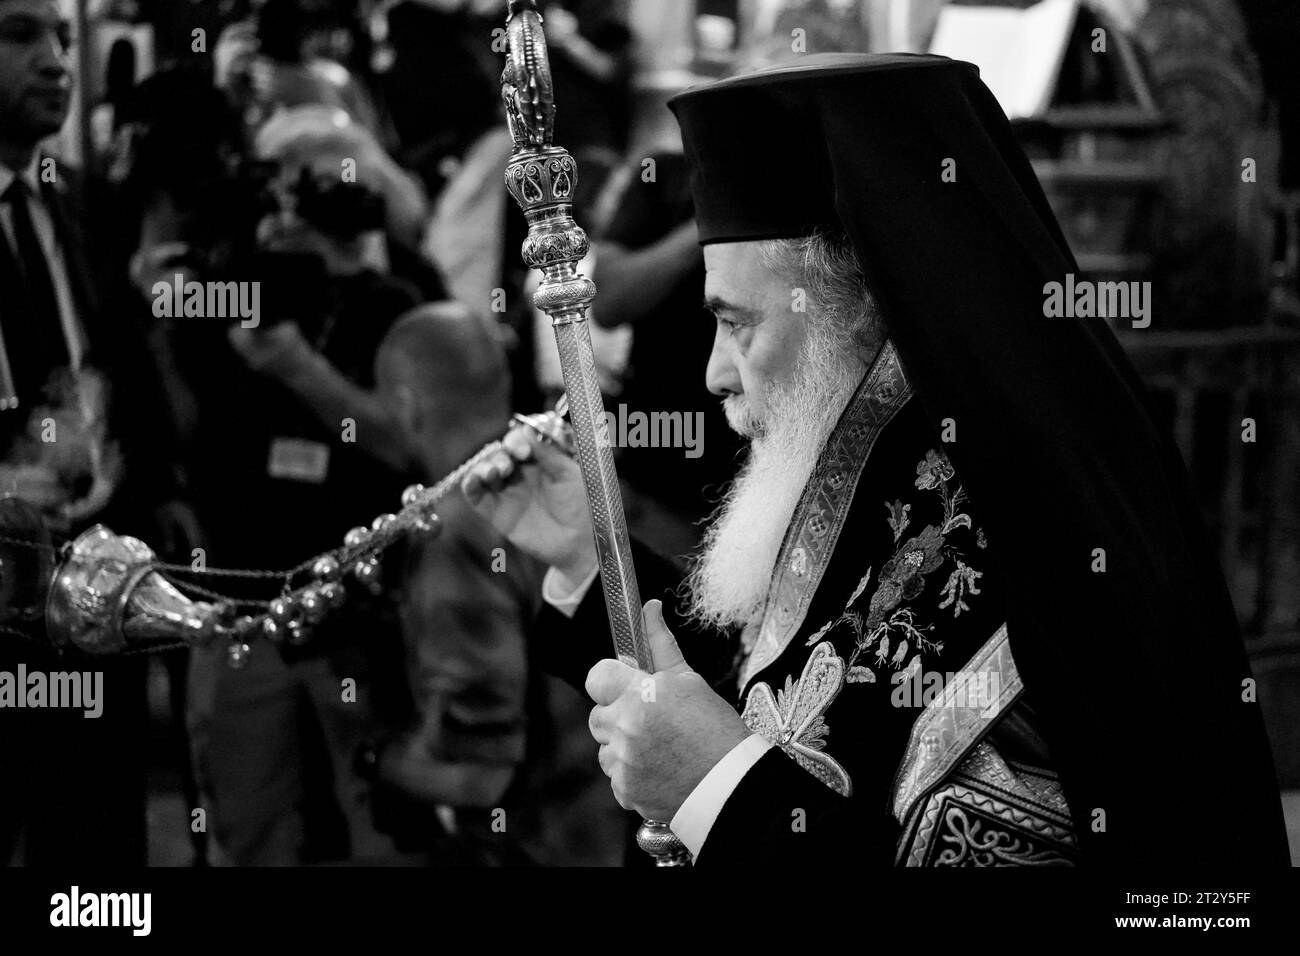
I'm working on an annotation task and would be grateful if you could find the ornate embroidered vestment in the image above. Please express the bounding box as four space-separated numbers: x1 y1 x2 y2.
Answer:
728 340 1078 866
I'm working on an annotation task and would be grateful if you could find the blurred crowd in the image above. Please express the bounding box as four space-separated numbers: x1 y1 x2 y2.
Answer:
0 0 740 867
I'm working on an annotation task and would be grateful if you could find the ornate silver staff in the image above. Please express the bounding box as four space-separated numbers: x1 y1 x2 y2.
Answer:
499 0 690 867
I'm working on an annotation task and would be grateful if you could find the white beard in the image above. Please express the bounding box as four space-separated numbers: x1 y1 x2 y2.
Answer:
684 321 867 631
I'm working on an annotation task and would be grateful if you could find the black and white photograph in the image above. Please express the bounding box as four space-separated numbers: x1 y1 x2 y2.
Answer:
0 0 1297 938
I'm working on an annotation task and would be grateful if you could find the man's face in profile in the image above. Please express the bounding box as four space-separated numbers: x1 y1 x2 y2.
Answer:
702 241 814 439
0 0 72 147
688 239 872 628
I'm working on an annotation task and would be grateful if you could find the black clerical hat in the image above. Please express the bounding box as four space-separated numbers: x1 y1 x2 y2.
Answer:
668 52 1070 271
671 54 963 243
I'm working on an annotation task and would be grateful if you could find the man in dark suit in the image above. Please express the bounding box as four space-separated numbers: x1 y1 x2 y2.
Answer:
0 0 179 866
0 0 81 446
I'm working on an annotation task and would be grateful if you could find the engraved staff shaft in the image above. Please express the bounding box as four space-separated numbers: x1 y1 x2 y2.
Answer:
499 1 691 867
499 2 648 671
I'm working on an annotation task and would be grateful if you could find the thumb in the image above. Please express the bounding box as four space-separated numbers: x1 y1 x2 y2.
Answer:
643 599 689 674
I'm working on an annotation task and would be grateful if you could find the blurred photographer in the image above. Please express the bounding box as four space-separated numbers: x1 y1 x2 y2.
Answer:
122 94 423 865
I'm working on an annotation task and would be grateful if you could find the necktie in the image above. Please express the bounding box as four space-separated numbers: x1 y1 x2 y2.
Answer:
2 178 69 406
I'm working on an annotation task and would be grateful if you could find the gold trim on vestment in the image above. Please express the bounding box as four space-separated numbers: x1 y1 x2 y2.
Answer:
738 339 913 691
890 623 1079 866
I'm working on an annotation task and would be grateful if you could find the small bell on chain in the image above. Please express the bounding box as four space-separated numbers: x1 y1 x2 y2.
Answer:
227 640 252 669
285 619 309 646
312 555 342 583
319 581 346 609
352 557 383 595
299 586 327 624
269 595 296 626
263 617 284 643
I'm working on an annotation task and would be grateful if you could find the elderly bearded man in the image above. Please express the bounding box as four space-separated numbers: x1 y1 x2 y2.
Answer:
464 54 1289 868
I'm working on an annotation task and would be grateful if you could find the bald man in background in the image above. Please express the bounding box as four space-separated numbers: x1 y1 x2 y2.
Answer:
371 304 622 865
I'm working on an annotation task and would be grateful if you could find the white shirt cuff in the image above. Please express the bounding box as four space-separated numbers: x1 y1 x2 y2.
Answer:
669 732 773 859
541 563 600 618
